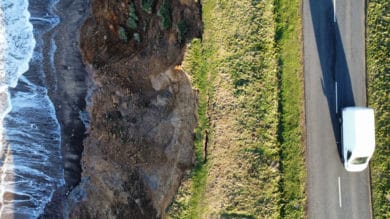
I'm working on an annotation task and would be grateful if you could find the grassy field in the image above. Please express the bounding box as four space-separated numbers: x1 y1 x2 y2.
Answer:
366 1 390 218
167 0 305 218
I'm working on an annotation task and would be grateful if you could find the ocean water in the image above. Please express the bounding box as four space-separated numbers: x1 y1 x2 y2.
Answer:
0 0 63 218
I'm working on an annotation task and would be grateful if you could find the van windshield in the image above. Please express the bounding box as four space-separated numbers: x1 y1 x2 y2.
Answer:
351 157 369 164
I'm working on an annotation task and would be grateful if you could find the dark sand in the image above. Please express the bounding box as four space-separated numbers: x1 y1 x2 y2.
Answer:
40 0 90 216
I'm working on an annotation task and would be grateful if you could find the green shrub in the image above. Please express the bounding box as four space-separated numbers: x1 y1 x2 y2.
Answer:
158 0 171 30
142 21 147 32
126 18 137 30
118 26 128 42
133 33 141 43
177 20 188 43
141 0 155 14
127 2 138 30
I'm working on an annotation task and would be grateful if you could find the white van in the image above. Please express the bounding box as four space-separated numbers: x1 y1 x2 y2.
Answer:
341 107 375 172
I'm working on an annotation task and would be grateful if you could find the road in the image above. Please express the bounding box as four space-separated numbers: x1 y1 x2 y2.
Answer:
303 0 372 218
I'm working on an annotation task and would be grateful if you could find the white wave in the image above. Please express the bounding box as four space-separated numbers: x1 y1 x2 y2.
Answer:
0 0 38 217
0 0 35 154
0 0 35 88
0 0 67 217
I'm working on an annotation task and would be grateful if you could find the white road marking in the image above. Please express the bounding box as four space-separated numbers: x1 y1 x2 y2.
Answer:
338 176 342 208
333 0 337 22
335 81 338 113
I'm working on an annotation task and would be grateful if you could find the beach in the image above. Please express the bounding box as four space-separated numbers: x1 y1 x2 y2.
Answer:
39 0 90 216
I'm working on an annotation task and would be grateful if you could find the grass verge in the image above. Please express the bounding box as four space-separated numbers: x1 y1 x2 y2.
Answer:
274 0 306 218
366 1 390 218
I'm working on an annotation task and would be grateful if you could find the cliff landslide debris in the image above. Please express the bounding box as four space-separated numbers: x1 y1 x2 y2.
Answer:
68 0 202 218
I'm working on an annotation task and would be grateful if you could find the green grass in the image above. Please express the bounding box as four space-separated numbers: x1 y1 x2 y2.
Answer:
184 39 214 218
274 0 306 218
167 38 214 218
366 1 390 218
167 0 305 217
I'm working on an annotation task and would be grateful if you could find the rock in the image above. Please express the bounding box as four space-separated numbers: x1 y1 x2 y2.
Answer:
68 0 202 218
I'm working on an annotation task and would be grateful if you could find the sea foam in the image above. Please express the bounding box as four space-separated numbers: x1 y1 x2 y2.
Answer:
0 0 35 88
0 0 63 217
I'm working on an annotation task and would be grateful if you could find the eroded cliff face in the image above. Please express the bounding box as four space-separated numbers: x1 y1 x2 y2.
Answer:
69 0 202 218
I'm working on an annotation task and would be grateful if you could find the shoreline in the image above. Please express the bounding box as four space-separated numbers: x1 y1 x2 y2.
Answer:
40 0 90 216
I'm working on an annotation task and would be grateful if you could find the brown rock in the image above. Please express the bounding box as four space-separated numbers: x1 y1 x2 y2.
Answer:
68 0 202 218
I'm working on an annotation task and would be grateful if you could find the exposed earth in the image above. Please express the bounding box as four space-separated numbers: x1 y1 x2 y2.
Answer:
42 0 202 218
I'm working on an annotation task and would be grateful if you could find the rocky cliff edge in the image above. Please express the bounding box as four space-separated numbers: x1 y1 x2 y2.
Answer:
68 0 202 218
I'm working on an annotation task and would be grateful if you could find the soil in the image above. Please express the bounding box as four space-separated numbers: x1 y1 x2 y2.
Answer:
42 0 202 218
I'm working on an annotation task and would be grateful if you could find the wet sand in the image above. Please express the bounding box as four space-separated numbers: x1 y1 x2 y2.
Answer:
40 0 90 216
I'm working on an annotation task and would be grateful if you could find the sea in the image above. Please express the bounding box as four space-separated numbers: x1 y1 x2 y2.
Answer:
0 0 64 218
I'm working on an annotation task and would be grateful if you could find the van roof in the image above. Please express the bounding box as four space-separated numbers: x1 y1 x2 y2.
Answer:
342 107 375 157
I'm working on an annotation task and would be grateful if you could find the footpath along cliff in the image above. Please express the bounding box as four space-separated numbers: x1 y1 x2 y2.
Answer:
65 0 202 218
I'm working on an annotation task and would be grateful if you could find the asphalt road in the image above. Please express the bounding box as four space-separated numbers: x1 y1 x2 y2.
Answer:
303 0 372 218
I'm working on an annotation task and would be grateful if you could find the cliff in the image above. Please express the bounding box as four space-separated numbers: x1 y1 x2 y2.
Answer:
68 0 202 218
